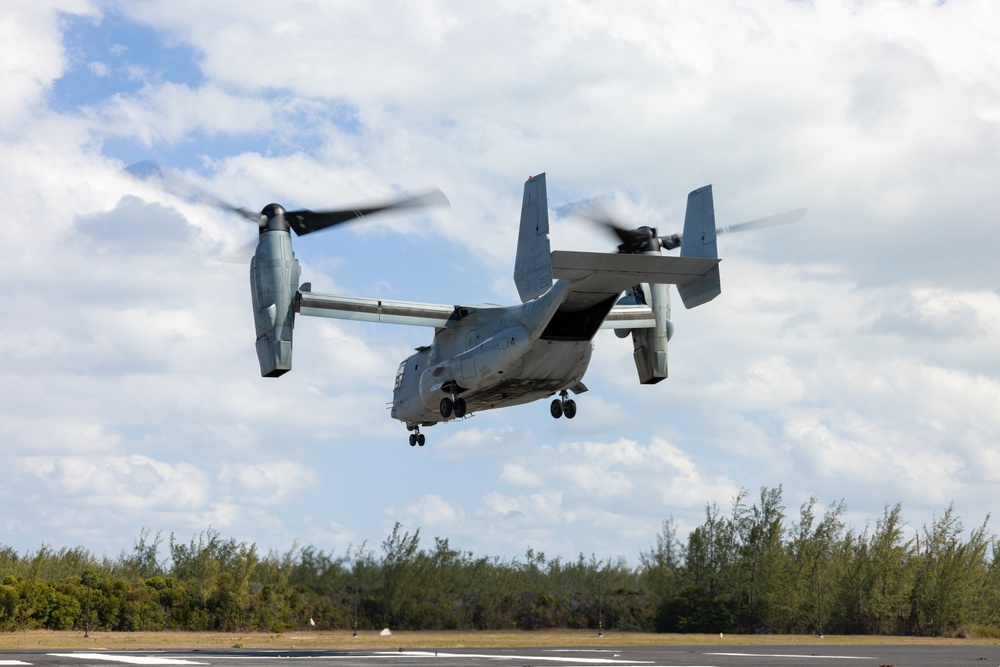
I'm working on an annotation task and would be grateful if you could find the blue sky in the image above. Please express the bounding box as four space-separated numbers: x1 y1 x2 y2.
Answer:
2 0 999 565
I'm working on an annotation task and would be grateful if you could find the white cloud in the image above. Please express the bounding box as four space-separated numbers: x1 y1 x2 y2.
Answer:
0 0 95 127
95 83 277 146
499 462 545 487
1 0 998 562
219 460 320 505
482 489 564 525
13 454 211 512
404 494 467 531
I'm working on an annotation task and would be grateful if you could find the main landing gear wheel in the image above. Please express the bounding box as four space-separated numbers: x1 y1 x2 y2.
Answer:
440 396 467 420
550 391 577 419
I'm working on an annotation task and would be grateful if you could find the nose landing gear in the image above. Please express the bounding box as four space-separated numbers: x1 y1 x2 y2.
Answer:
408 427 426 447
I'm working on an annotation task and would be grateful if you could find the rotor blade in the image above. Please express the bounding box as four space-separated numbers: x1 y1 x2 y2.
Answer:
555 197 641 247
716 207 807 236
219 237 260 264
660 207 807 250
554 195 615 221
660 233 682 251
125 161 262 225
596 217 639 247
284 188 449 236
581 212 650 252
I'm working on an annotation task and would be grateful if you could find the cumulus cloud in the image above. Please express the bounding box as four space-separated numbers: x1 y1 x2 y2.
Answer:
403 494 467 531
219 460 320 505
0 0 95 128
499 462 545 487
12 453 211 517
0 0 998 561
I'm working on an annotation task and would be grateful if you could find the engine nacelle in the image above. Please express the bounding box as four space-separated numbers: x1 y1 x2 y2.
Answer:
250 205 301 377
631 281 673 385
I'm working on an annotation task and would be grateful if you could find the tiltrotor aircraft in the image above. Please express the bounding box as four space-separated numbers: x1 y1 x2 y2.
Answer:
247 174 804 446
129 164 802 446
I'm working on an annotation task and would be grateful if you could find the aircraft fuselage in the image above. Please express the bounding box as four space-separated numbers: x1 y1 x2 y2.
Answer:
390 279 605 428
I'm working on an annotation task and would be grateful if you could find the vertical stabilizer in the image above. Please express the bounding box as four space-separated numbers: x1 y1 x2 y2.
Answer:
677 185 721 308
513 173 553 303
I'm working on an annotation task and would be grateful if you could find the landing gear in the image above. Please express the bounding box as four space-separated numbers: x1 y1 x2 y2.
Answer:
439 395 467 420
550 390 577 419
408 428 425 447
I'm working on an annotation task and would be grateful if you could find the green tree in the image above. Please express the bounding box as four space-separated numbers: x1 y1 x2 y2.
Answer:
379 523 421 628
910 505 990 635
786 497 845 633
733 485 789 631
641 518 684 611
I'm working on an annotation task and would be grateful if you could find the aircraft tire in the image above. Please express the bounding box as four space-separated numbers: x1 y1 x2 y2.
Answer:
440 397 453 419
563 399 577 419
409 433 417 446
550 399 563 419
417 433 425 446
454 397 467 418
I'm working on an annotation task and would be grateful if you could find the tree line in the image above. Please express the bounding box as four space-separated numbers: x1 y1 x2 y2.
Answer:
2 486 999 637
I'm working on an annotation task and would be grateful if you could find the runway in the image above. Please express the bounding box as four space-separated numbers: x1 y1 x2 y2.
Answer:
1 645 998 667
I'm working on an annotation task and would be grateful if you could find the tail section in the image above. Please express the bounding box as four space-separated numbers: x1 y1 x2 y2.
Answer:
513 174 553 303
677 185 721 308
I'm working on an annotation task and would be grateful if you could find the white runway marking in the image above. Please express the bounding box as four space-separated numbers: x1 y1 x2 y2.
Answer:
0 661 32 665
377 651 653 664
48 654 207 665
707 653 875 660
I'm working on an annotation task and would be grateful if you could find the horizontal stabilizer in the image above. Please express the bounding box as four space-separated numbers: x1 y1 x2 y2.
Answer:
539 251 717 342
551 250 719 291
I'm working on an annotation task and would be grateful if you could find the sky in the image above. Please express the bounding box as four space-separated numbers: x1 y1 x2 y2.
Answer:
2 0 999 566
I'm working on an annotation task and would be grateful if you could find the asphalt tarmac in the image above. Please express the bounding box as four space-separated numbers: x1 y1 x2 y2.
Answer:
2 644 998 667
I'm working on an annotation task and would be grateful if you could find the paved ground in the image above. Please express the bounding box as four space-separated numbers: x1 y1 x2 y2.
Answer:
2 644 999 667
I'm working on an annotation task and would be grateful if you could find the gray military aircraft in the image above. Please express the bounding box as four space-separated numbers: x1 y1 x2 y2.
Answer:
247 173 803 446
127 163 802 446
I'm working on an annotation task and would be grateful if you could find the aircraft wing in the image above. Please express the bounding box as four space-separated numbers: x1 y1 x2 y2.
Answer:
297 291 465 328
297 252 717 331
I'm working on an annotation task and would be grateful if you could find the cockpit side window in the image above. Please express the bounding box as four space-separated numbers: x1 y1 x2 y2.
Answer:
394 361 406 389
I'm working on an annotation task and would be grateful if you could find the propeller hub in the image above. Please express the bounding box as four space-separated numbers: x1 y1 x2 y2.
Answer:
617 226 661 254
261 203 289 233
